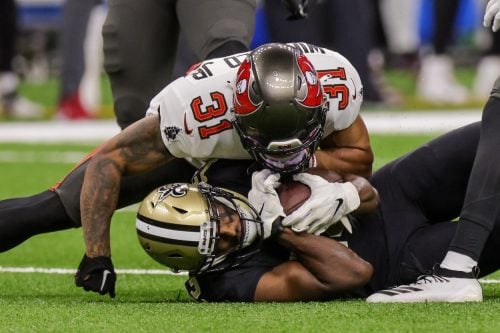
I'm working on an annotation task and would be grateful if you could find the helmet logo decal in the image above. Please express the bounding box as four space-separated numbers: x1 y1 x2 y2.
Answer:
154 184 188 207
233 58 262 115
296 54 322 108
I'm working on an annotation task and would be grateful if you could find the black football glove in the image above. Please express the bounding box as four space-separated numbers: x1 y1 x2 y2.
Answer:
75 254 116 298
281 0 316 20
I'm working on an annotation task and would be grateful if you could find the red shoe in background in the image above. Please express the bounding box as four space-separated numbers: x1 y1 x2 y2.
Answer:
57 92 94 120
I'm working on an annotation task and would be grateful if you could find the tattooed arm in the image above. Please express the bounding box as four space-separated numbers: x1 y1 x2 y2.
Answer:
80 115 175 257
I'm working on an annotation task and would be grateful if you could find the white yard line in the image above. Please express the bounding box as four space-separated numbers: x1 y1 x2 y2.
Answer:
0 110 483 143
362 110 482 134
0 266 499 284
0 266 185 275
0 150 87 163
0 120 120 143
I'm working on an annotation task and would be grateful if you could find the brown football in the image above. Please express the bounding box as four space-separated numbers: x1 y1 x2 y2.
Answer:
277 168 343 215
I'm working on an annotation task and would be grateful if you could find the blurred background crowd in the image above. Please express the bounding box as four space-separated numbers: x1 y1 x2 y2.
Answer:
1 0 498 121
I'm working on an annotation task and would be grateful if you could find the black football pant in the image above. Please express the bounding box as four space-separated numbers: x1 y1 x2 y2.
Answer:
103 0 255 129
362 122 478 289
369 115 500 286
0 158 196 252
0 0 16 72
399 219 500 284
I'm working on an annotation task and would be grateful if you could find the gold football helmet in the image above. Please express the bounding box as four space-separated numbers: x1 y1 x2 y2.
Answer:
136 182 262 274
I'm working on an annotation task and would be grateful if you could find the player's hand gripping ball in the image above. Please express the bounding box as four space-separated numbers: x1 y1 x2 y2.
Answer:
279 168 360 235
277 168 343 215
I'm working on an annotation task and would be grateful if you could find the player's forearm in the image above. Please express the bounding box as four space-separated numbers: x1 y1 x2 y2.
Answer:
278 229 373 292
315 147 373 179
79 115 171 258
80 152 122 257
344 174 379 214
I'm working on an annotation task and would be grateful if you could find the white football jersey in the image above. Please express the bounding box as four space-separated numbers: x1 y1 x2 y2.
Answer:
146 42 363 168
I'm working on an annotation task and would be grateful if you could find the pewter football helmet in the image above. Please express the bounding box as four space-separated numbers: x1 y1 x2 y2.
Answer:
232 43 326 174
136 183 262 274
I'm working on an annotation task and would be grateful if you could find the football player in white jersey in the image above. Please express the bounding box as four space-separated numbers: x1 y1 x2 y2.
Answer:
149 42 370 175
0 43 373 298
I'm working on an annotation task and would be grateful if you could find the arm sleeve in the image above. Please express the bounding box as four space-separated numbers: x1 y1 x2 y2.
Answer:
188 243 290 302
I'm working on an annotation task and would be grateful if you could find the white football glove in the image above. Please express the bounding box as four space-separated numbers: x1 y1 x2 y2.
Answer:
484 0 500 32
282 172 360 235
248 169 285 239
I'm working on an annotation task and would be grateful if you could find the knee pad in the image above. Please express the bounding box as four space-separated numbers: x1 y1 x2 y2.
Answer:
114 95 148 129
207 41 248 59
200 19 252 59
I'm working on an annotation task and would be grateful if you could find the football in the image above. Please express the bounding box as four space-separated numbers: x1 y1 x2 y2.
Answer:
277 168 343 215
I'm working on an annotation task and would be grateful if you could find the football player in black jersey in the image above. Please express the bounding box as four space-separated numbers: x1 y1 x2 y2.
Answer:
135 73 500 302
135 161 378 302
138 115 500 302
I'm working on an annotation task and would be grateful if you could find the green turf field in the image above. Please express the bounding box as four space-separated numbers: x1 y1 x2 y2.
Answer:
1 135 500 332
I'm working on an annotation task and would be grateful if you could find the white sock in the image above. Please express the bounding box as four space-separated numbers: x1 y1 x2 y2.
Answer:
440 251 477 273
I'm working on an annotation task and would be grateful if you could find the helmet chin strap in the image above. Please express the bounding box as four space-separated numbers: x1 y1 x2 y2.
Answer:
262 149 309 171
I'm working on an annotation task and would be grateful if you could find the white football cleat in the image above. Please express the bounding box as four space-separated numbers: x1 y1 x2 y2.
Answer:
417 55 469 104
473 55 500 99
0 72 43 119
366 266 483 303
3 95 44 119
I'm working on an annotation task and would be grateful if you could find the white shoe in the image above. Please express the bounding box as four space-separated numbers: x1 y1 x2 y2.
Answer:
366 266 483 303
417 55 469 104
473 56 500 100
2 96 44 119
0 72 43 119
